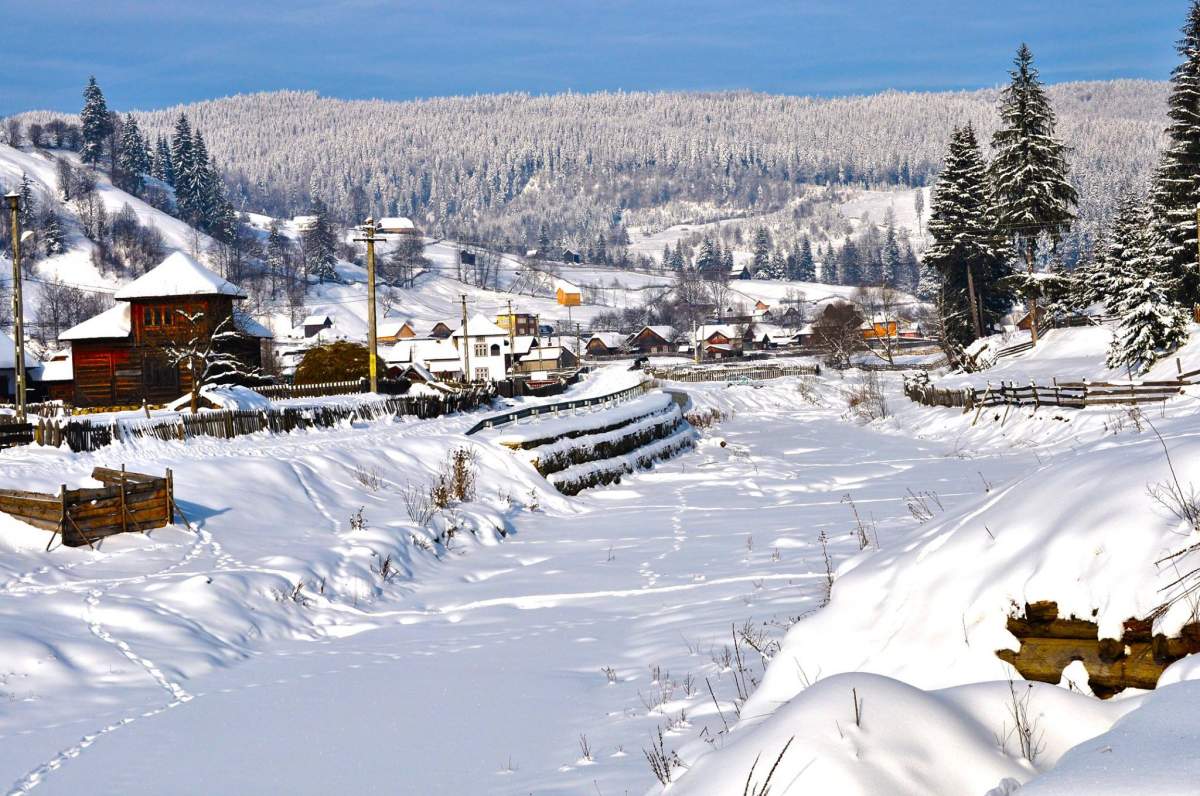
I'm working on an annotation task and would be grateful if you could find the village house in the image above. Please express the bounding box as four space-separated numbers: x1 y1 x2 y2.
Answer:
585 331 627 357
496 312 538 337
428 321 453 339
58 251 272 408
377 318 417 344
0 330 37 401
299 314 333 338
513 345 579 374
555 279 582 307
561 248 582 264
450 314 511 382
861 314 900 340
627 325 676 354
385 338 465 382
30 350 73 402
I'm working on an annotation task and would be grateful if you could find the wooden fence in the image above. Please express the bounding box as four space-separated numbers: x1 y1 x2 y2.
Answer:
904 369 1200 411
646 364 821 383
0 467 175 549
252 378 409 400
34 388 496 453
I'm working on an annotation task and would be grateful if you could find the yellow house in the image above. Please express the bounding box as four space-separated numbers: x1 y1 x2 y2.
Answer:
555 279 582 307
861 316 899 340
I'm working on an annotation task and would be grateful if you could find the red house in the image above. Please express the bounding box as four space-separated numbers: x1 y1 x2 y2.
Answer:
59 252 271 408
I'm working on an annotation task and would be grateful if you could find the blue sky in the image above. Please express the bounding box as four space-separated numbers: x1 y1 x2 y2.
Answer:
0 0 1186 115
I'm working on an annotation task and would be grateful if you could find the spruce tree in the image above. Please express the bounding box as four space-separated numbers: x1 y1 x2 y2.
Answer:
925 124 1012 346
17 173 35 230
881 223 901 286
795 236 816 281
752 228 771 275
838 239 861 285
303 200 339 283
41 211 66 256
694 238 717 274
80 76 113 167
171 113 195 212
989 44 1078 345
117 114 150 195
1150 0 1200 305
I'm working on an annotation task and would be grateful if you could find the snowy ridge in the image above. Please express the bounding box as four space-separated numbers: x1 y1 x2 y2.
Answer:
524 403 682 475
547 425 697 494
492 392 673 448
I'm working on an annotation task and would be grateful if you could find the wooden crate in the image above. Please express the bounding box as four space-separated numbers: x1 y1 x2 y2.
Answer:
0 467 177 549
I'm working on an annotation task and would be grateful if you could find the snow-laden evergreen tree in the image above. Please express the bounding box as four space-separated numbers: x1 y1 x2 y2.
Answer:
117 114 150 196
838 239 861 285
881 223 901 286
303 200 339 283
1094 194 1149 315
154 135 174 185
794 236 816 281
40 211 66 256
1150 0 1200 305
694 238 718 274
1106 237 1190 372
925 124 1011 346
751 228 771 275
171 114 195 209
989 44 1078 345
16 173 36 230
80 76 113 167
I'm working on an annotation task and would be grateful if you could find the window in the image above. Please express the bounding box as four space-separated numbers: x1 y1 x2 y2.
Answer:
474 367 490 382
142 304 177 329
143 307 153 326
473 342 487 358
489 344 501 356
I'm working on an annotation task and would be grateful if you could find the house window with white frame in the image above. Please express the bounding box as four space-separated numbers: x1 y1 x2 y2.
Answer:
473 342 488 358
474 367 490 381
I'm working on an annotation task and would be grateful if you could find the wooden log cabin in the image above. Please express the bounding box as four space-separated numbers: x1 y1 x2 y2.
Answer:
59 252 272 408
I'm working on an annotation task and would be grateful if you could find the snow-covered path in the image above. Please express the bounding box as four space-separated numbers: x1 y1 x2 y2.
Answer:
0 375 1037 795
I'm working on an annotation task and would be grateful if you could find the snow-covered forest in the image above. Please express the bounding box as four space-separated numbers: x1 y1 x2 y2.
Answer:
16 79 1165 264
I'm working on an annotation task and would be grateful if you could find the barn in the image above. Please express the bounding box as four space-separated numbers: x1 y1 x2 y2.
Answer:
59 252 271 408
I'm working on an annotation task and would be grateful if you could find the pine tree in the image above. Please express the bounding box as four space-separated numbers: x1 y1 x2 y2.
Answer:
117 114 150 196
1150 1 1200 305
41 211 66 256
838 239 861 285
661 243 672 270
1106 250 1190 371
303 200 339 283
694 238 717 274
669 241 685 271
171 114 195 213
795 236 816 281
925 124 1012 345
265 220 291 296
752 227 772 275
989 44 1078 345
881 223 901 286
155 135 174 185
80 76 113 167
17 173 35 230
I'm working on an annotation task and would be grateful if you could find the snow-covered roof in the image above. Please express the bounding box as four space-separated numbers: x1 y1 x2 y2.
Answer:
386 338 463 366
513 335 539 355
0 330 38 369
60 304 132 341
302 314 333 327
587 332 627 349
378 319 415 337
234 311 274 340
114 252 247 300
375 217 416 233
451 313 508 338
32 351 71 382
523 346 571 363
637 325 676 342
554 279 581 294
695 324 737 342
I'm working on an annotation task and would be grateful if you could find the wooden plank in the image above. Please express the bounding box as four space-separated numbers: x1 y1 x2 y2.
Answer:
69 497 167 522
91 467 159 485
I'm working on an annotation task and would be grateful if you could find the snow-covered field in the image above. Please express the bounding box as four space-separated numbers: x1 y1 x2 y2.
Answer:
1 354 1194 793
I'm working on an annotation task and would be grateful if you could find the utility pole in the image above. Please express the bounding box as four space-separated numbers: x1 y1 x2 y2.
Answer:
6 193 26 422
352 218 381 393
693 319 700 364
506 299 516 376
460 294 471 383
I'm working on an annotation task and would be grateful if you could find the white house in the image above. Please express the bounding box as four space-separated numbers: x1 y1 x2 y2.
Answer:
451 314 511 382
